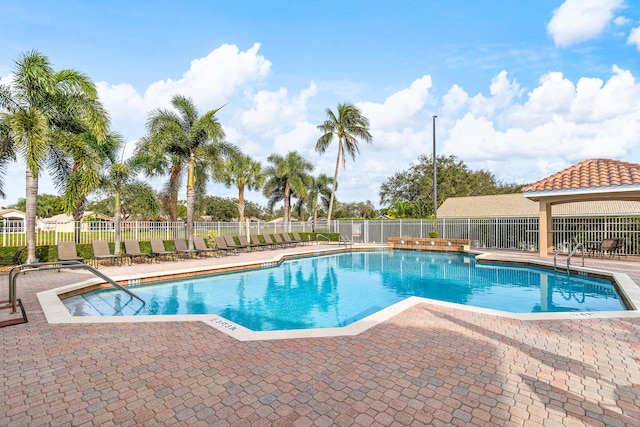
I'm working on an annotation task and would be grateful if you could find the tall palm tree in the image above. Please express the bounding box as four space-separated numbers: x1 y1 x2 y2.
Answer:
134 94 235 249
263 151 313 223
316 103 372 223
52 130 120 242
102 143 158 255
0 50 108 263
220 152 264 222
308 173 333 230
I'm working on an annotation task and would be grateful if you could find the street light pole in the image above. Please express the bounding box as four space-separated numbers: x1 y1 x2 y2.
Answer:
432 115 437 219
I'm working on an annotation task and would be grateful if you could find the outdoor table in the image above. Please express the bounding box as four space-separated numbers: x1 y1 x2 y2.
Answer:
584 240 601 257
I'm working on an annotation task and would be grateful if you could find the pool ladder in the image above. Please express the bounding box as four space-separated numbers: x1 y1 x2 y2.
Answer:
8 260 145 314
554 241 584 275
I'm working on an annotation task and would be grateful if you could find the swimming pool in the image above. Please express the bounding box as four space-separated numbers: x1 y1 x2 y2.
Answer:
63 250 626 331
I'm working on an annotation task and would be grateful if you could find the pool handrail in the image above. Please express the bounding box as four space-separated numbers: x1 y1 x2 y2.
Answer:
316 234 331 244
8 260 145 313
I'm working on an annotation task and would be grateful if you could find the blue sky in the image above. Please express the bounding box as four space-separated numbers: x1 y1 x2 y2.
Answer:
2 0 640 210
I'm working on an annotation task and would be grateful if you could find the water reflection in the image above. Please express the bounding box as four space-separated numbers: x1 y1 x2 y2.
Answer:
77 250 624 328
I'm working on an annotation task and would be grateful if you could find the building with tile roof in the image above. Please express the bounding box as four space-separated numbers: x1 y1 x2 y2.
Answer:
437 193 640 218
522 159 640 256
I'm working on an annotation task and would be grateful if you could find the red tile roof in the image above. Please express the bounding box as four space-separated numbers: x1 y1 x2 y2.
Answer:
522 158 640 193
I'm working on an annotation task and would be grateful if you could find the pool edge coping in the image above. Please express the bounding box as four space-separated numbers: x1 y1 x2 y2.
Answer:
37 246 640 341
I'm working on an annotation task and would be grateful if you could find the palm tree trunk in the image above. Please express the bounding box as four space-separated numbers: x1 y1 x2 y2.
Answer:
284 182 291 223
25 169 38 263
72 198 86 243
238 185 245 222
326 143 341 223
114 190 121 255
166 165 181 221
186 154 196 250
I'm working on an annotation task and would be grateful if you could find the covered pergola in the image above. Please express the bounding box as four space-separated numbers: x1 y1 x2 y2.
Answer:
523 158 640 257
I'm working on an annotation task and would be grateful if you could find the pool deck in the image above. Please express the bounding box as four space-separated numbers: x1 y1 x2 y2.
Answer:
2 245 640 426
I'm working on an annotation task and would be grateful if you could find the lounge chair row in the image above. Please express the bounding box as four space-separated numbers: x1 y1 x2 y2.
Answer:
56 232 311 267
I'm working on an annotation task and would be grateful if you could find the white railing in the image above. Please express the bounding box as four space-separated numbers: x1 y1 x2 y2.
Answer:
2 215 640 255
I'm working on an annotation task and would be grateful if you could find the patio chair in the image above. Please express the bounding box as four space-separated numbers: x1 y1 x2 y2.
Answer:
214 236 239 256
150 239 177 262
272 233 295 247
91 240 120 268
292 232 309 245
238 235 260 252
124 239 153 265
598 238 619 259
615 237 627 259
57 241 83 263
0 246 25 266
224 235 249 252
281 233 301 247
261 233 283 249
193 236 219 257
173 238 200 259
250 234 270 251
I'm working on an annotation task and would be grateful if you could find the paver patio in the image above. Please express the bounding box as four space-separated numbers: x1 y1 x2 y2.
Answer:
2 246 640 426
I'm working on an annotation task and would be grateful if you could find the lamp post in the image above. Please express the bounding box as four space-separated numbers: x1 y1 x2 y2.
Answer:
432 115 437 219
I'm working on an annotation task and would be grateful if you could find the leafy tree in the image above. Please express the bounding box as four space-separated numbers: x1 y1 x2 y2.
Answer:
53 130 121 241
263 152 313 223
135 95 236 249
307 173 332 229
0 50 108 262
220 152 264 222
88 184 160 220
202 196 239 221
379 154 523 216
332 200 379 219
9 194 66 218
316 103 372 222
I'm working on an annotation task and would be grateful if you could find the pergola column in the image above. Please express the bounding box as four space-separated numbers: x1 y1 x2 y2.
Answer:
538 201 553 257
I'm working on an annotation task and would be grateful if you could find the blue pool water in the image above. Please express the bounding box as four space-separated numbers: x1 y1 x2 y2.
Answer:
64 251 626 330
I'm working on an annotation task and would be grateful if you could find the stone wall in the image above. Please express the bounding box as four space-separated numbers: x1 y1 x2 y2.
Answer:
387 237 470 253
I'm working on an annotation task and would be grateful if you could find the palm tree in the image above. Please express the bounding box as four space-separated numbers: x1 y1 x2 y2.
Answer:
220 152 264 222
263 151 313 223
134 94 235 249
102 143 158 255
308 174 333 230
316 103 372 223
52 131 120 242
0 50 108 263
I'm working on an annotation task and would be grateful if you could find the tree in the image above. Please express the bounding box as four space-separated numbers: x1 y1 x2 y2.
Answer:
263 151 313 223
134 95 235 249
307 173 333 229
220 152 264 222
108 147 160 252
316 103 372 223
0 50 108 262
53 131 120 242
379 154 523 216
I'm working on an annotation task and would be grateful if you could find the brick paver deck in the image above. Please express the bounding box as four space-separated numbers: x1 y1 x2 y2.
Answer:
2 247 640 426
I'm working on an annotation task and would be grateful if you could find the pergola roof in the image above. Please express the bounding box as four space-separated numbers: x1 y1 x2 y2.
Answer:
522 158 640 257
523 158 640 203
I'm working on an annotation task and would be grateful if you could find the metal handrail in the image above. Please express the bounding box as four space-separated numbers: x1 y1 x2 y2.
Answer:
558 242 584 275
339 234 354 248
8 260 145 313
316 234 331 244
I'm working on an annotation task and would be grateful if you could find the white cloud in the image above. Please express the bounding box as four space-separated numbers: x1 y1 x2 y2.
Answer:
628 26 640 50
443 65 640 184
271 121 318 157
614 16 631 26
357 75 432 129
547 0 624 47
442 85 469 115
97 43 271 126
240 82 317 138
